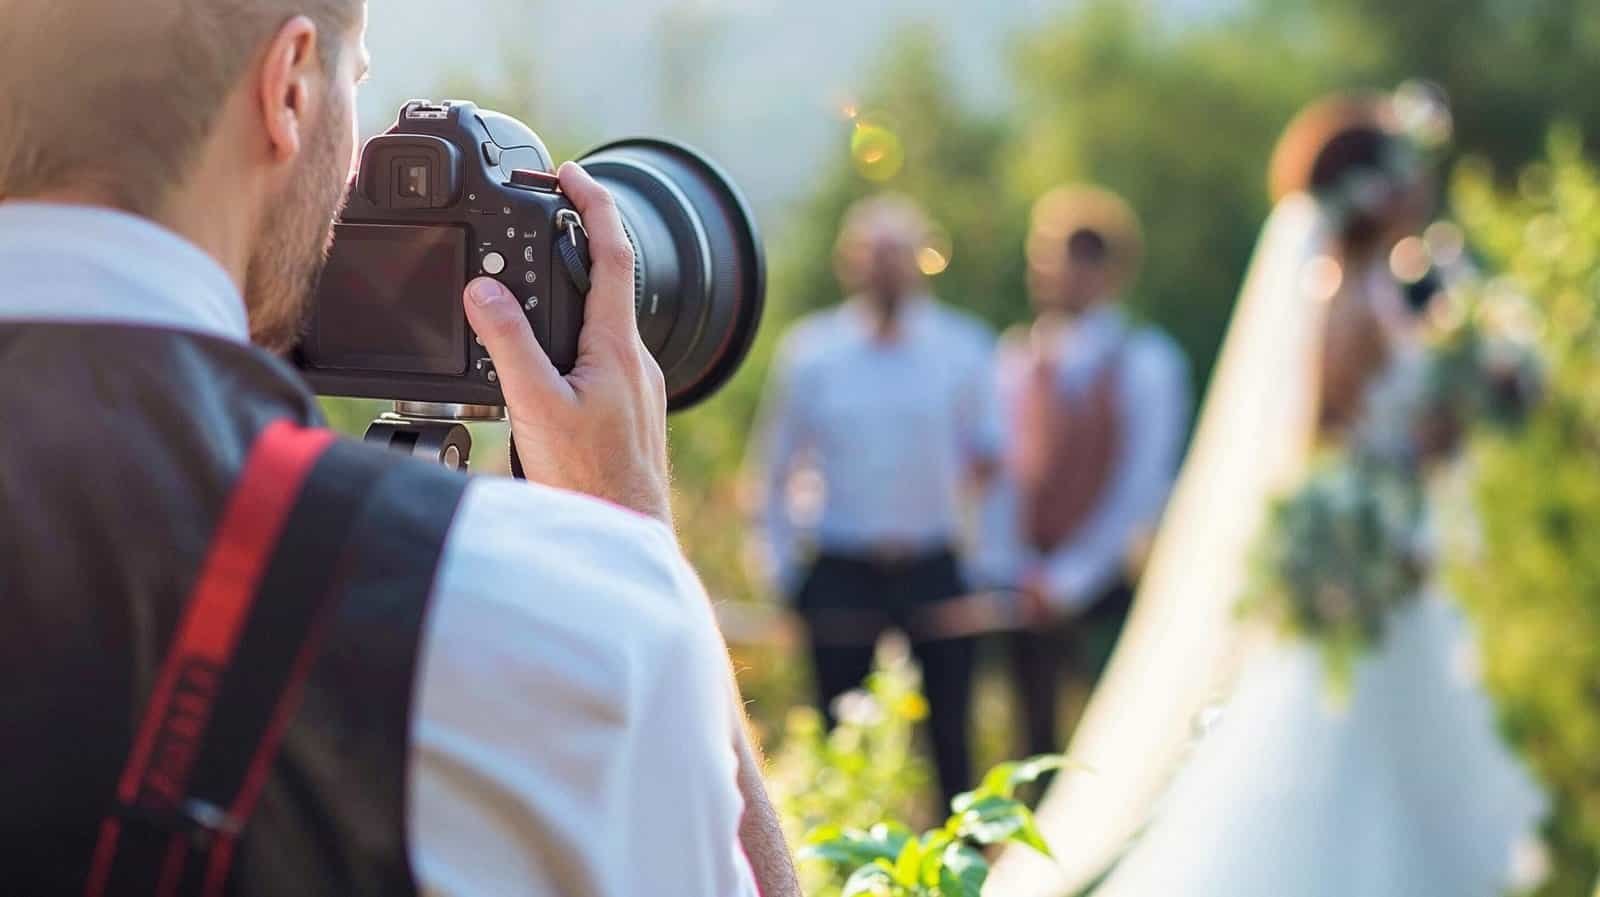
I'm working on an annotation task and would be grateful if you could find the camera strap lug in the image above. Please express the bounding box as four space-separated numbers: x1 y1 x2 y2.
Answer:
555 209 592 294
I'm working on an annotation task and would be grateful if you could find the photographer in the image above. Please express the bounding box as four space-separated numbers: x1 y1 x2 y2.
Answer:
0 2 796 896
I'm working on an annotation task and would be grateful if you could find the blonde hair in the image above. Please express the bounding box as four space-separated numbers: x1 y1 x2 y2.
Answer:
0 0 360 215
1027 185 1144 284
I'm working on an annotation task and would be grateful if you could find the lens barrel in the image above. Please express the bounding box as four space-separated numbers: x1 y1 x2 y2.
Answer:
578 140 765 410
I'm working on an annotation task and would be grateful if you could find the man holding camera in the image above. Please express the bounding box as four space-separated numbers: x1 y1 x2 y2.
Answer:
0 2 796 896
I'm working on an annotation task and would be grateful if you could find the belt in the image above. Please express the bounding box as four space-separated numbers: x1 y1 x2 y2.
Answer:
818 541 954 570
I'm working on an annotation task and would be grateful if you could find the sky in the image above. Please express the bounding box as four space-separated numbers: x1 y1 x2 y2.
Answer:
362 0 1098 220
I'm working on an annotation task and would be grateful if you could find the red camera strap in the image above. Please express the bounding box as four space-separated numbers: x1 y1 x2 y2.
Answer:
84 421 353 897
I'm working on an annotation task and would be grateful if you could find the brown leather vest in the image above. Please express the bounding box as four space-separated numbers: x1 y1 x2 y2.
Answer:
1007 334 1127 553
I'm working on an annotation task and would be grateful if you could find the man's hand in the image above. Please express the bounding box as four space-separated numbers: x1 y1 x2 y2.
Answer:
463 162 672 525
1020 569 1061 628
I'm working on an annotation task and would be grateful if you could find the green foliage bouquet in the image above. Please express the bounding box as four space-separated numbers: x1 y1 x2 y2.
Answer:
1241 457 1427 688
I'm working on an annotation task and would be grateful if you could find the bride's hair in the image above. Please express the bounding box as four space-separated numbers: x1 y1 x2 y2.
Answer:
1269 95 1411 251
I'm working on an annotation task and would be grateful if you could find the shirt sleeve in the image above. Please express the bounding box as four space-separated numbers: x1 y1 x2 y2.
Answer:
957 327 1005 464
748 330 815 596
1042 334 1193 611
408 478 757 897
967 341 1025 589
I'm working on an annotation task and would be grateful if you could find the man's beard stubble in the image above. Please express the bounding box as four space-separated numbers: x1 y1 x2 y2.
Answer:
245 106 351 353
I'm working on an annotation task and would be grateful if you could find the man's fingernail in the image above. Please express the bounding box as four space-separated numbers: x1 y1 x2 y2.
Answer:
469 279 502 307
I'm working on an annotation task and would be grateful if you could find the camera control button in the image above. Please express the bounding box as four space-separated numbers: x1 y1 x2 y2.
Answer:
481 252 507 276
509 169 561 193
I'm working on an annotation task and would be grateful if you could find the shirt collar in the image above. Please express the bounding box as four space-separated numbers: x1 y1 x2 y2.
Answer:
842 293 935 344
1073 303 1126 343
0 201 249 344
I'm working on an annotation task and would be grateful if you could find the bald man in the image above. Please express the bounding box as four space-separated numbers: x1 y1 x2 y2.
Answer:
0 3 795 896
751 194 1001 808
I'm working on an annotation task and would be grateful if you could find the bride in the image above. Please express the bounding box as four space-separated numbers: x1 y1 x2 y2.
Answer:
988 89 1546 897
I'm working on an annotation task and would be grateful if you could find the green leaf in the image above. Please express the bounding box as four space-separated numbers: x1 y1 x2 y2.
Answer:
842 860 896 897
798 825 905 868
804 824 844 844
893 838 923 886
798 839 877 868
956 795 1029 844
937 843 989 897
869 822 914 856
918 831 954 888
1008 806 1056 859
949 788 980 815
977 761 1019 800
1010 754 1070 788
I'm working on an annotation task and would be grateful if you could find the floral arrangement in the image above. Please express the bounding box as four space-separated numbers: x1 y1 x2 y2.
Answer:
1241 457 1427 687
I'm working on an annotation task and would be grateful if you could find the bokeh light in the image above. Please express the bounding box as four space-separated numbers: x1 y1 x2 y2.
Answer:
1389 236 1430 283
851 121 905 182
1423 221 1466 266
917 226 953 276
1303 255 1344 303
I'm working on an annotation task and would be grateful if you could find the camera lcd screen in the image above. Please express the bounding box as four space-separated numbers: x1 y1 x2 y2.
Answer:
306 223 467 375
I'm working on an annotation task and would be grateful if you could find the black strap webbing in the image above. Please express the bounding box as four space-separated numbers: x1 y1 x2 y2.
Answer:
87 425 442 897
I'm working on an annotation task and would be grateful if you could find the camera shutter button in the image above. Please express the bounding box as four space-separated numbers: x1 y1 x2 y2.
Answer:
509 169 561 192
482 252 506 276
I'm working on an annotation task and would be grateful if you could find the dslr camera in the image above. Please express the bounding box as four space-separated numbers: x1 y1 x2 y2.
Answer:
295 100 764 415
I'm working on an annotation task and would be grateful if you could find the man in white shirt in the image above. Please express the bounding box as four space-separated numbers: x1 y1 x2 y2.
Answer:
0 2 796 896
751 195 1001 808
974 186 1192 759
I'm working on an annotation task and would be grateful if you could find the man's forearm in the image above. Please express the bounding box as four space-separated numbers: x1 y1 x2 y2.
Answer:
734 724 800 897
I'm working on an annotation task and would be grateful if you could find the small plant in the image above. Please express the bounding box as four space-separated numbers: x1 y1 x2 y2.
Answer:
798 755 1065 897
768 647 936 845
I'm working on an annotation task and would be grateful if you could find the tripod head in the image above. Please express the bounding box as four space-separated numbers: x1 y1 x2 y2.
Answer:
363 402 504 471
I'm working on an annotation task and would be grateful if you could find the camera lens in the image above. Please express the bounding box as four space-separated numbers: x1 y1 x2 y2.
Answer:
578 140 765 411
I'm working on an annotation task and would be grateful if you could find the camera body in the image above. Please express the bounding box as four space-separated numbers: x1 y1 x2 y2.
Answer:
296 100 765 412
297 100 594 406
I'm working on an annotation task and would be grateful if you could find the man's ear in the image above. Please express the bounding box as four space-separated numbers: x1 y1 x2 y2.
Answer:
257 16 323 165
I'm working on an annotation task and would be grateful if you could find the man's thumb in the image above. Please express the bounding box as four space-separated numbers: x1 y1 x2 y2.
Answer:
462 276 564 402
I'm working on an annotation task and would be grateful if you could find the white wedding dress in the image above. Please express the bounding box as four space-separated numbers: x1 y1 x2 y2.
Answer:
987 197 1546 897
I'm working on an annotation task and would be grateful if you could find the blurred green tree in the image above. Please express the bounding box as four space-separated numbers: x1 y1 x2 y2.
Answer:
1004 0 1325 388
1294 0 1600 171
770 23 1028 329
1449 131 1600 897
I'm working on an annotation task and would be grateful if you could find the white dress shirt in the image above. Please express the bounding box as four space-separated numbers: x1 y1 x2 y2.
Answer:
973 306 1192 611
0 202 756 897
753 297 1001 591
